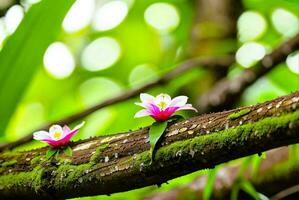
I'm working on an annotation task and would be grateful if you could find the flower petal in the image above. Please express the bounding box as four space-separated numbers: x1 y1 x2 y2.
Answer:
134 102 148 109
134 109 151 118
40 139 61 147
140 93 155 104
177 104 198 112
49 124 63 140
72 121 85 131
33 131 51 140
59 121 85 144
170 96 188 107
62 125 71 137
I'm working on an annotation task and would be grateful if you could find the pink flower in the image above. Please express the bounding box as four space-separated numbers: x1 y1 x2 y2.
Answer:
33 122 85 148
134 93 197 121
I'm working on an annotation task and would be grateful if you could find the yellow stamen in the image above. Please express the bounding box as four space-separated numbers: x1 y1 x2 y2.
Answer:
157 101 167 110
53 131 62 140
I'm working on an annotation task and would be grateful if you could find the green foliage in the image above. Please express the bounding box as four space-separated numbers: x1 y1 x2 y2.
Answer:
0 0 75 135
46 148 58 159
63 146 73 157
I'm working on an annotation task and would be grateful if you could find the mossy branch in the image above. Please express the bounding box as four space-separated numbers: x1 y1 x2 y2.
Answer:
0 92 299 199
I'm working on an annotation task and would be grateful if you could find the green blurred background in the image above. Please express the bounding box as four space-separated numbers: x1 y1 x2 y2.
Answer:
0 0 298 199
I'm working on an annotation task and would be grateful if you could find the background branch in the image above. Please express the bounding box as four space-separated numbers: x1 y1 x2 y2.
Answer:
0 91 298 199
197 34 299 113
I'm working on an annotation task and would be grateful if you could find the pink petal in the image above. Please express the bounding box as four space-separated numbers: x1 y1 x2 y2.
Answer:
62 125 71 137
33 131 51 140
134 109 151 118
40 139 62 147
177 104 198 112
170 96 188 107
59 129 79 144
148 103 161 115
150 106 178 122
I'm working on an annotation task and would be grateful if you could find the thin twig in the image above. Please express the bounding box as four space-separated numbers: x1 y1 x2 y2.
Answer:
0 56 234 151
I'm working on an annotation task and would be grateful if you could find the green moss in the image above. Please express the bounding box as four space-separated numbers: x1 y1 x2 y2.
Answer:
90 143 110 164
0 159 17 167
54 163 92 188
228 108 251 120
30 156 42 165
0 165 45 192
133 110 299 168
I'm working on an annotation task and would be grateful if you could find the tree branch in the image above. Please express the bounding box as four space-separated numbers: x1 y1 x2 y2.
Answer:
0 56 233 151
197 34 299 113
144 147 299 200
0 91 299 199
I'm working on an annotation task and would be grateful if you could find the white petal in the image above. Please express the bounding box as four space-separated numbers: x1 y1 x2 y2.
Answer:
156 93 171 103
140 93 155 104
177 104 198 112
49 125 63 134
134 109 151 118
72 121 85 131
170 96 188 107
49 124 63 140
33 131 51 140
134 102 147 108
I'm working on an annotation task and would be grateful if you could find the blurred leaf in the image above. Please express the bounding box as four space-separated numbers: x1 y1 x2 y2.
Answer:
203 167 218 200
0 0 75 135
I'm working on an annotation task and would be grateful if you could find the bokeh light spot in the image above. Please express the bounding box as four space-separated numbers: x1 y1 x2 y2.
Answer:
4 5 24 34
43 42 75 79
63 0 95 33
144 2 180 34
79 77 122 107
286 51 299 74
128 63 158 88
236 42 266 68
81 37 121 71
92 0 128 31
237 11 267 42
271 8 299 38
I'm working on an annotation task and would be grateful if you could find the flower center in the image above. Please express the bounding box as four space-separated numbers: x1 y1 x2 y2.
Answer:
157 101 167 110
53 131 62 140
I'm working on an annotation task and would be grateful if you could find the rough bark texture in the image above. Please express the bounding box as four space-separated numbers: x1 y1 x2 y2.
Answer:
197 34 299 113
0 92 299 199
144 146 299 200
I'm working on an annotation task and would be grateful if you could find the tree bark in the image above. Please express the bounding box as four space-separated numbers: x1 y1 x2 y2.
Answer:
0 92 299 199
